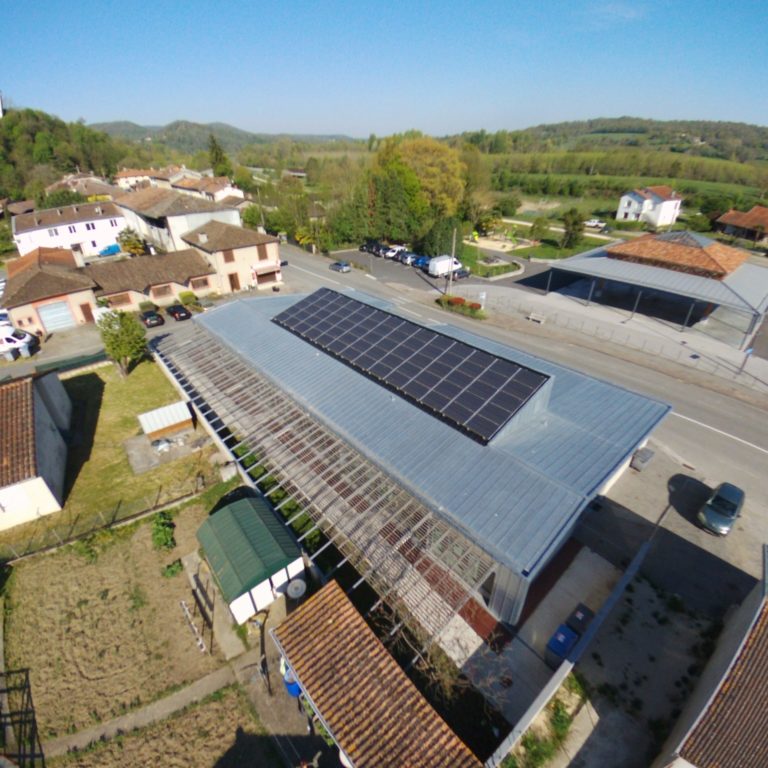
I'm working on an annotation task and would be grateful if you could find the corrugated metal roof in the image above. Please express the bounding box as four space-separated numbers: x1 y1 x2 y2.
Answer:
196 497 301 603
193 292 669 578
554 247 768 314
272 581 482 768
137 401 191 435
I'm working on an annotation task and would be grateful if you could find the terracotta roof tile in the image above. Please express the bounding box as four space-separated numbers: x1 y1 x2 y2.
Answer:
606 232 748 279
181 221 278 252
0 378 37 488
717 205 768 231
3 249 95 308
273 581 481 768
115 187 236 217
681 601 768 768
12 202 121 234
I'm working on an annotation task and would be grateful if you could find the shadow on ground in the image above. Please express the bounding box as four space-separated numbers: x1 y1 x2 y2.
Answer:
667 474 711 527
213 728 341 768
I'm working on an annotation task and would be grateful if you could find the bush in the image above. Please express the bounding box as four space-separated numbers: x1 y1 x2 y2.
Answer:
469 302 482 311
162 559 183 578
151 511 176 551
138 300 156 312
448 296 466 306
178 291 196 306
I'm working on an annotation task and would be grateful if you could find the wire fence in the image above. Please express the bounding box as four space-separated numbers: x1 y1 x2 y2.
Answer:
456 287 768 395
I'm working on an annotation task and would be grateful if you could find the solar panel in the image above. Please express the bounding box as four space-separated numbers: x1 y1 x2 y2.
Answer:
273 288 550 444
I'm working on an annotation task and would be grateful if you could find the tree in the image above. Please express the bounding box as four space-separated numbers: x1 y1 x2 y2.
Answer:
417 217 463 257
116 227 145 256
38 189 85 208
528 217 550 243
561 208 585 249
495 194 522 217
97 311 147 377
208 133 233 177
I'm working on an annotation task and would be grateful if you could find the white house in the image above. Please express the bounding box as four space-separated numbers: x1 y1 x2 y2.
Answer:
172 176 245 203
11 202 125 258
0 374 71 531
115 187 241 252
114 168 155 191
616 185 682 228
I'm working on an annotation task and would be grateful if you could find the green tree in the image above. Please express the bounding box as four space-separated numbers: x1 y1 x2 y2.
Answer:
418 217 463 257
496 194 522 217
242 204 265 230
208 133 233 177
116 227 145 256
97 311 147 377
529 217 550 243
561 208 585 249
38 189 86 208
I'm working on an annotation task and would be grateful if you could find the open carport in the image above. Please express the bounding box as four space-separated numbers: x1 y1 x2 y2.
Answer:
546 232 768 350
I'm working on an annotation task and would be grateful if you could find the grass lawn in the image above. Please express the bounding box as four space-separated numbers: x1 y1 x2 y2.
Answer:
0 361 219 557
515 234 606 260
47 686 282 767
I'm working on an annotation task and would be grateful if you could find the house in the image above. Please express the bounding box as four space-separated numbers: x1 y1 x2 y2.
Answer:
271 580 481 768
197 496 304 624
2 247 214 334
171 176 244 203
5 200 35 216
181 220 281 293
11 202 125 258
2 248 97 332
45 173 121 201
616 185 682 228
149 166 190 189
115 187 241 252
0 374 71 531
653 546 768 768
716 204 768 243
114 168 155 191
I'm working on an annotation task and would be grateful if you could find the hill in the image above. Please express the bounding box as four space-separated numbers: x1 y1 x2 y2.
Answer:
89 119 354 154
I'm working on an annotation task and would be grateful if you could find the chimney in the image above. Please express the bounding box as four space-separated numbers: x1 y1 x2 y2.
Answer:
57 209 62 216
198 233 208 244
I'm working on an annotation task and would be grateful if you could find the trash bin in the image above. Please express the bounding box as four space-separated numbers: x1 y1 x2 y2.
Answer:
545 624 579 669
566 603 595 636
631 447 654 472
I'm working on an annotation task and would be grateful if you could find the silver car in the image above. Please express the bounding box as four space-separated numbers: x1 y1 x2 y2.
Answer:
697 482 745 536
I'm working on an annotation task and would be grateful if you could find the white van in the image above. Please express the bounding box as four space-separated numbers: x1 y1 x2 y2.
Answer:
427 255 462 278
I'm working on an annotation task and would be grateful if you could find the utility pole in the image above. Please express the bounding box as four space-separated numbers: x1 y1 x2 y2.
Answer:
447 227 456 296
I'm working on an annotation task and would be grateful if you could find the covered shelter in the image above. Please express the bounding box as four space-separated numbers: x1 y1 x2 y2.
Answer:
196 496 304 624
137 401 193 440
271 580 481 768
154 288 668 658
548 232 768 348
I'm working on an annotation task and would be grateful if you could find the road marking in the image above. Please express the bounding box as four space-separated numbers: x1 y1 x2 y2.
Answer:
670 412 768 456
289 264 341 286
365 274 377 280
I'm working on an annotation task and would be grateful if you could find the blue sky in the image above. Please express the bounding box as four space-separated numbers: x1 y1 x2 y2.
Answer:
2 0 767 137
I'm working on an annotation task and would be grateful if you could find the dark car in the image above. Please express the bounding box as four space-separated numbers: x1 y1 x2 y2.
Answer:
139 310 165 328
453 268 471 280
360 240 381 253
166 304 192 321
697 482 745 536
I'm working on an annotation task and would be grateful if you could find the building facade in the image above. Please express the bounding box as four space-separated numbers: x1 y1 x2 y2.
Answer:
616 186 682 228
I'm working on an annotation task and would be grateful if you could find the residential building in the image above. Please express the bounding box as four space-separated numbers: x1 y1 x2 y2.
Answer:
45 173 121 201
716 204 768 243
114 168 155 191
11 202 125 258
0 374 71 530
115 187 241 252
181 220 281 293
171 176 244 203
616 185 682 228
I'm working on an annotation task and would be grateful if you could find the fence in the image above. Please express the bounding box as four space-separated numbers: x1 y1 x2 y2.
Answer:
456 287 768 396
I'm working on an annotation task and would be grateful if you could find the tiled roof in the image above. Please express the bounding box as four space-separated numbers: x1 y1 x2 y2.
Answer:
6 200 35 215
85 249 214 295
644 185 680 201
172 176 232 195
115 187 236 218
0 378 37 488
717 205 768 231
181 221 278 253
114 168 155 179
12 202 122 234
3 249 95 308
606 231 748 279
273 581 481 768
680 600 768 768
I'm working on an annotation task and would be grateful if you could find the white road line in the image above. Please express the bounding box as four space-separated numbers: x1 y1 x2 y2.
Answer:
670 411 768 456
289 264 341 286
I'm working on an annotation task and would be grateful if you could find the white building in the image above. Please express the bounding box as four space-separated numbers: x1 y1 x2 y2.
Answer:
172 176 245 203
616 185 682 229
11 202 125 258
115 187 241 252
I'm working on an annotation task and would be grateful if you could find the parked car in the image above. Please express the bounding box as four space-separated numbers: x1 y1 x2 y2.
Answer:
359 240 381 253
697 482 745 536
329 260 351 273
140 310 165 328
0 328 39 356
0 309 11 328
384 245 406 259
453 267 472 280
412 255 431 270
398 251 418 266
585 219 607 229
166 304 192 321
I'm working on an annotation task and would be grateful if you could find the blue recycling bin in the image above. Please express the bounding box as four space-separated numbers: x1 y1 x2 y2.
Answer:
545 624 579 669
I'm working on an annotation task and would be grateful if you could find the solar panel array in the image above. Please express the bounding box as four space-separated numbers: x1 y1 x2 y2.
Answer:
272 288 550 444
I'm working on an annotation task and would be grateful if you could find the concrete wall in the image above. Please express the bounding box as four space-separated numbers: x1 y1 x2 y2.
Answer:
117 207 174 252
33 386 68 505
9 288 97 336
34 373 72 433
0 477 61 531
14 215 125 257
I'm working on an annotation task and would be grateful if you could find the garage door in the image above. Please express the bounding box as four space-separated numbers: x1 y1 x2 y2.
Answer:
38 301 76 332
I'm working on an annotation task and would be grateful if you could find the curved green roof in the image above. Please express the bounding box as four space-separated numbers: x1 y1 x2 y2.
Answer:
196 496 301 603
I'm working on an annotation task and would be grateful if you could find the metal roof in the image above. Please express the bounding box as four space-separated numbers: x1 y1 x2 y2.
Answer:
196 497 301 603
192 291 669 579
137 401 191 435
553 246 768 314
271 580 482 768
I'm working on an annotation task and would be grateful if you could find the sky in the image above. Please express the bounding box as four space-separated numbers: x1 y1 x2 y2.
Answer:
2 0 767 137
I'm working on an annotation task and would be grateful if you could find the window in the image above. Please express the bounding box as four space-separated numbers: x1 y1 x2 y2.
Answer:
190 277 209 290
257 244 269 261
68 225 76 234
623 213 628 220
223 249 234 263
48 228 59 237
153 285 172 297
85 222 96 231
91 241 97 248
109 293 131 307
109 219 118 227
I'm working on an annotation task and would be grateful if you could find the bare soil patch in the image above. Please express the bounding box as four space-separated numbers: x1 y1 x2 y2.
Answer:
5 502 224 738
48 685 282 768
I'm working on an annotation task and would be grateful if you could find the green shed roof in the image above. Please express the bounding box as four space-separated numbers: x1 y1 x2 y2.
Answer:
196 496 302 604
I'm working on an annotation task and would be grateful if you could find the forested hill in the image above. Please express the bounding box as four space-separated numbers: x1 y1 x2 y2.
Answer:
456 118 768 162
89 119 354 154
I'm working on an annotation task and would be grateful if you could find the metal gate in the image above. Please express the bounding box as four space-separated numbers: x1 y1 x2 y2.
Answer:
38 301 76 332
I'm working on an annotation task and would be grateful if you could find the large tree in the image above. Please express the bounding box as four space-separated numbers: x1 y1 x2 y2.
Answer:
97 311 147 377
208 133 233 177
561 208 585 249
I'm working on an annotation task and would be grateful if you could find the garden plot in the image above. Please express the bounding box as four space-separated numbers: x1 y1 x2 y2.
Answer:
4 502 224 739
47 685 281 768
